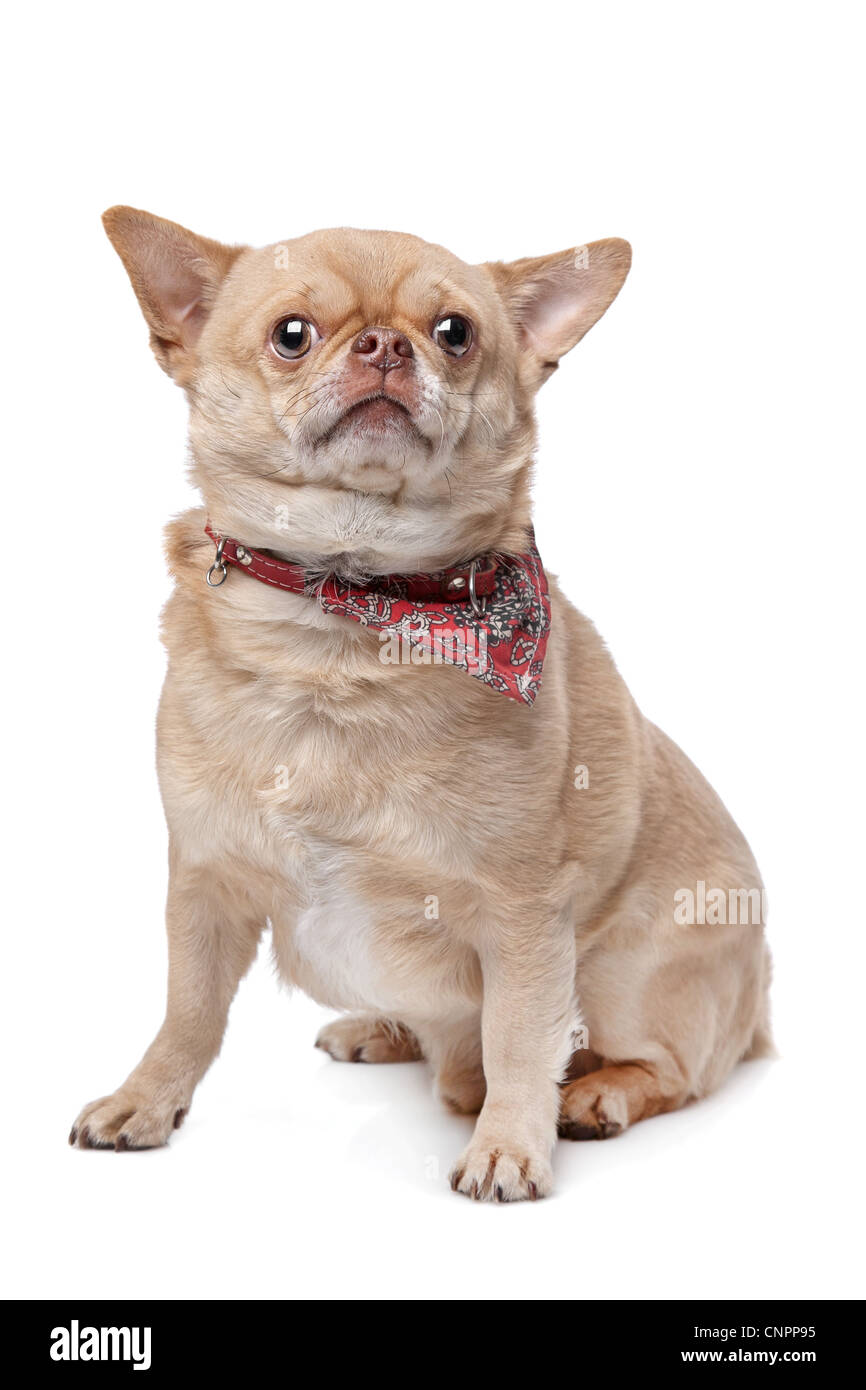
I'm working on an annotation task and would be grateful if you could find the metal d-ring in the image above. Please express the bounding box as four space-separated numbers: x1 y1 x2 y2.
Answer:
206 537 228 587
468 559 487 618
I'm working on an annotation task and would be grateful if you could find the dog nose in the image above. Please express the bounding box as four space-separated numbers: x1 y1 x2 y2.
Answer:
351 326 414 371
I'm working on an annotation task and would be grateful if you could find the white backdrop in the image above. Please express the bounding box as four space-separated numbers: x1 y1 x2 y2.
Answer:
3 0 863 1300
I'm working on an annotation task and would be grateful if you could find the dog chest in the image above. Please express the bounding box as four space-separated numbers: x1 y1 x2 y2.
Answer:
290 874 394 1012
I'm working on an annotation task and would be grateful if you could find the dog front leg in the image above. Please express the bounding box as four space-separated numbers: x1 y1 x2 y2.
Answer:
448 916 576 1202
70 858 264 1150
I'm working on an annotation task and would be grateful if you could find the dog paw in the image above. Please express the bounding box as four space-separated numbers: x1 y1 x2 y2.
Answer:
315 1014 421 1064
558 1076 628 1140
69 1088 188 1152
448 1139 553 1203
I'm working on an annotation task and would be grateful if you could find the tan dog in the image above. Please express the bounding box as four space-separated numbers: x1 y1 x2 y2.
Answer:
70 209 771 1201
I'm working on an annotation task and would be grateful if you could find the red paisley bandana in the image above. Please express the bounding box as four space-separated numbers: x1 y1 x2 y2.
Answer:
204 524 552 705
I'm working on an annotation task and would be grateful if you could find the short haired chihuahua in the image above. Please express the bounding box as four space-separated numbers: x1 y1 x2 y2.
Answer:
70 209 771 1201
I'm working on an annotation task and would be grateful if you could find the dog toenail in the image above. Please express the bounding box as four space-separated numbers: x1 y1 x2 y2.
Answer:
559 1121 600 1141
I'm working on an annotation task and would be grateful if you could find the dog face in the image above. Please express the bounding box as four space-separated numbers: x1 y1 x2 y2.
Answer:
104 210 630 572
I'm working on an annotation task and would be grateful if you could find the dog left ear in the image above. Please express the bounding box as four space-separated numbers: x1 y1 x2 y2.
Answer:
485 238 632 386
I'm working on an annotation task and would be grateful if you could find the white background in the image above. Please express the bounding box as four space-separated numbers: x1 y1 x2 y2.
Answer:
3 1 863 1301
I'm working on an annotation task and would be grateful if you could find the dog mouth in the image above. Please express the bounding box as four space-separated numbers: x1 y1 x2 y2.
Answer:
320 392 417 444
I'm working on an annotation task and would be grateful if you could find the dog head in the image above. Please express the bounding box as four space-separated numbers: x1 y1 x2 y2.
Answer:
104 209 630 575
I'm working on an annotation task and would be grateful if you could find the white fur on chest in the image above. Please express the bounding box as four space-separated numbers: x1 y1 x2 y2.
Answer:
291 871 393 1013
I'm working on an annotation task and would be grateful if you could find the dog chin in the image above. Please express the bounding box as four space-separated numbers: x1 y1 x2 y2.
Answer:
314 420 432 475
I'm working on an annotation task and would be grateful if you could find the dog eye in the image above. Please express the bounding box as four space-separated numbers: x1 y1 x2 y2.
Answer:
433 316 472 357
271 318 318 359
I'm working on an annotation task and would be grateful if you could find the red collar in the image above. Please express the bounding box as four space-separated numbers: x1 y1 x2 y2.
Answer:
204 522 499 604
202 522 552 705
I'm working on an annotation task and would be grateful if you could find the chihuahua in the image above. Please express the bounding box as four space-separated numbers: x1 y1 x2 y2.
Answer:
70 210 771 1200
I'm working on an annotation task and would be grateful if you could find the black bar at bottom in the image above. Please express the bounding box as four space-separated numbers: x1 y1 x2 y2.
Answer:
1 1298 857 1374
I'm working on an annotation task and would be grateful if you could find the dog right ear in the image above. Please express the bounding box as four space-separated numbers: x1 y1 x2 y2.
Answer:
102 206 243 380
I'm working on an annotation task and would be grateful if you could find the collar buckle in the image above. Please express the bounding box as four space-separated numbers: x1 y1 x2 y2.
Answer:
206 536 228 587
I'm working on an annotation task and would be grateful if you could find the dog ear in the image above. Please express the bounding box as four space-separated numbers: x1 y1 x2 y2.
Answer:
102 206 244 380
485 239 631 386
